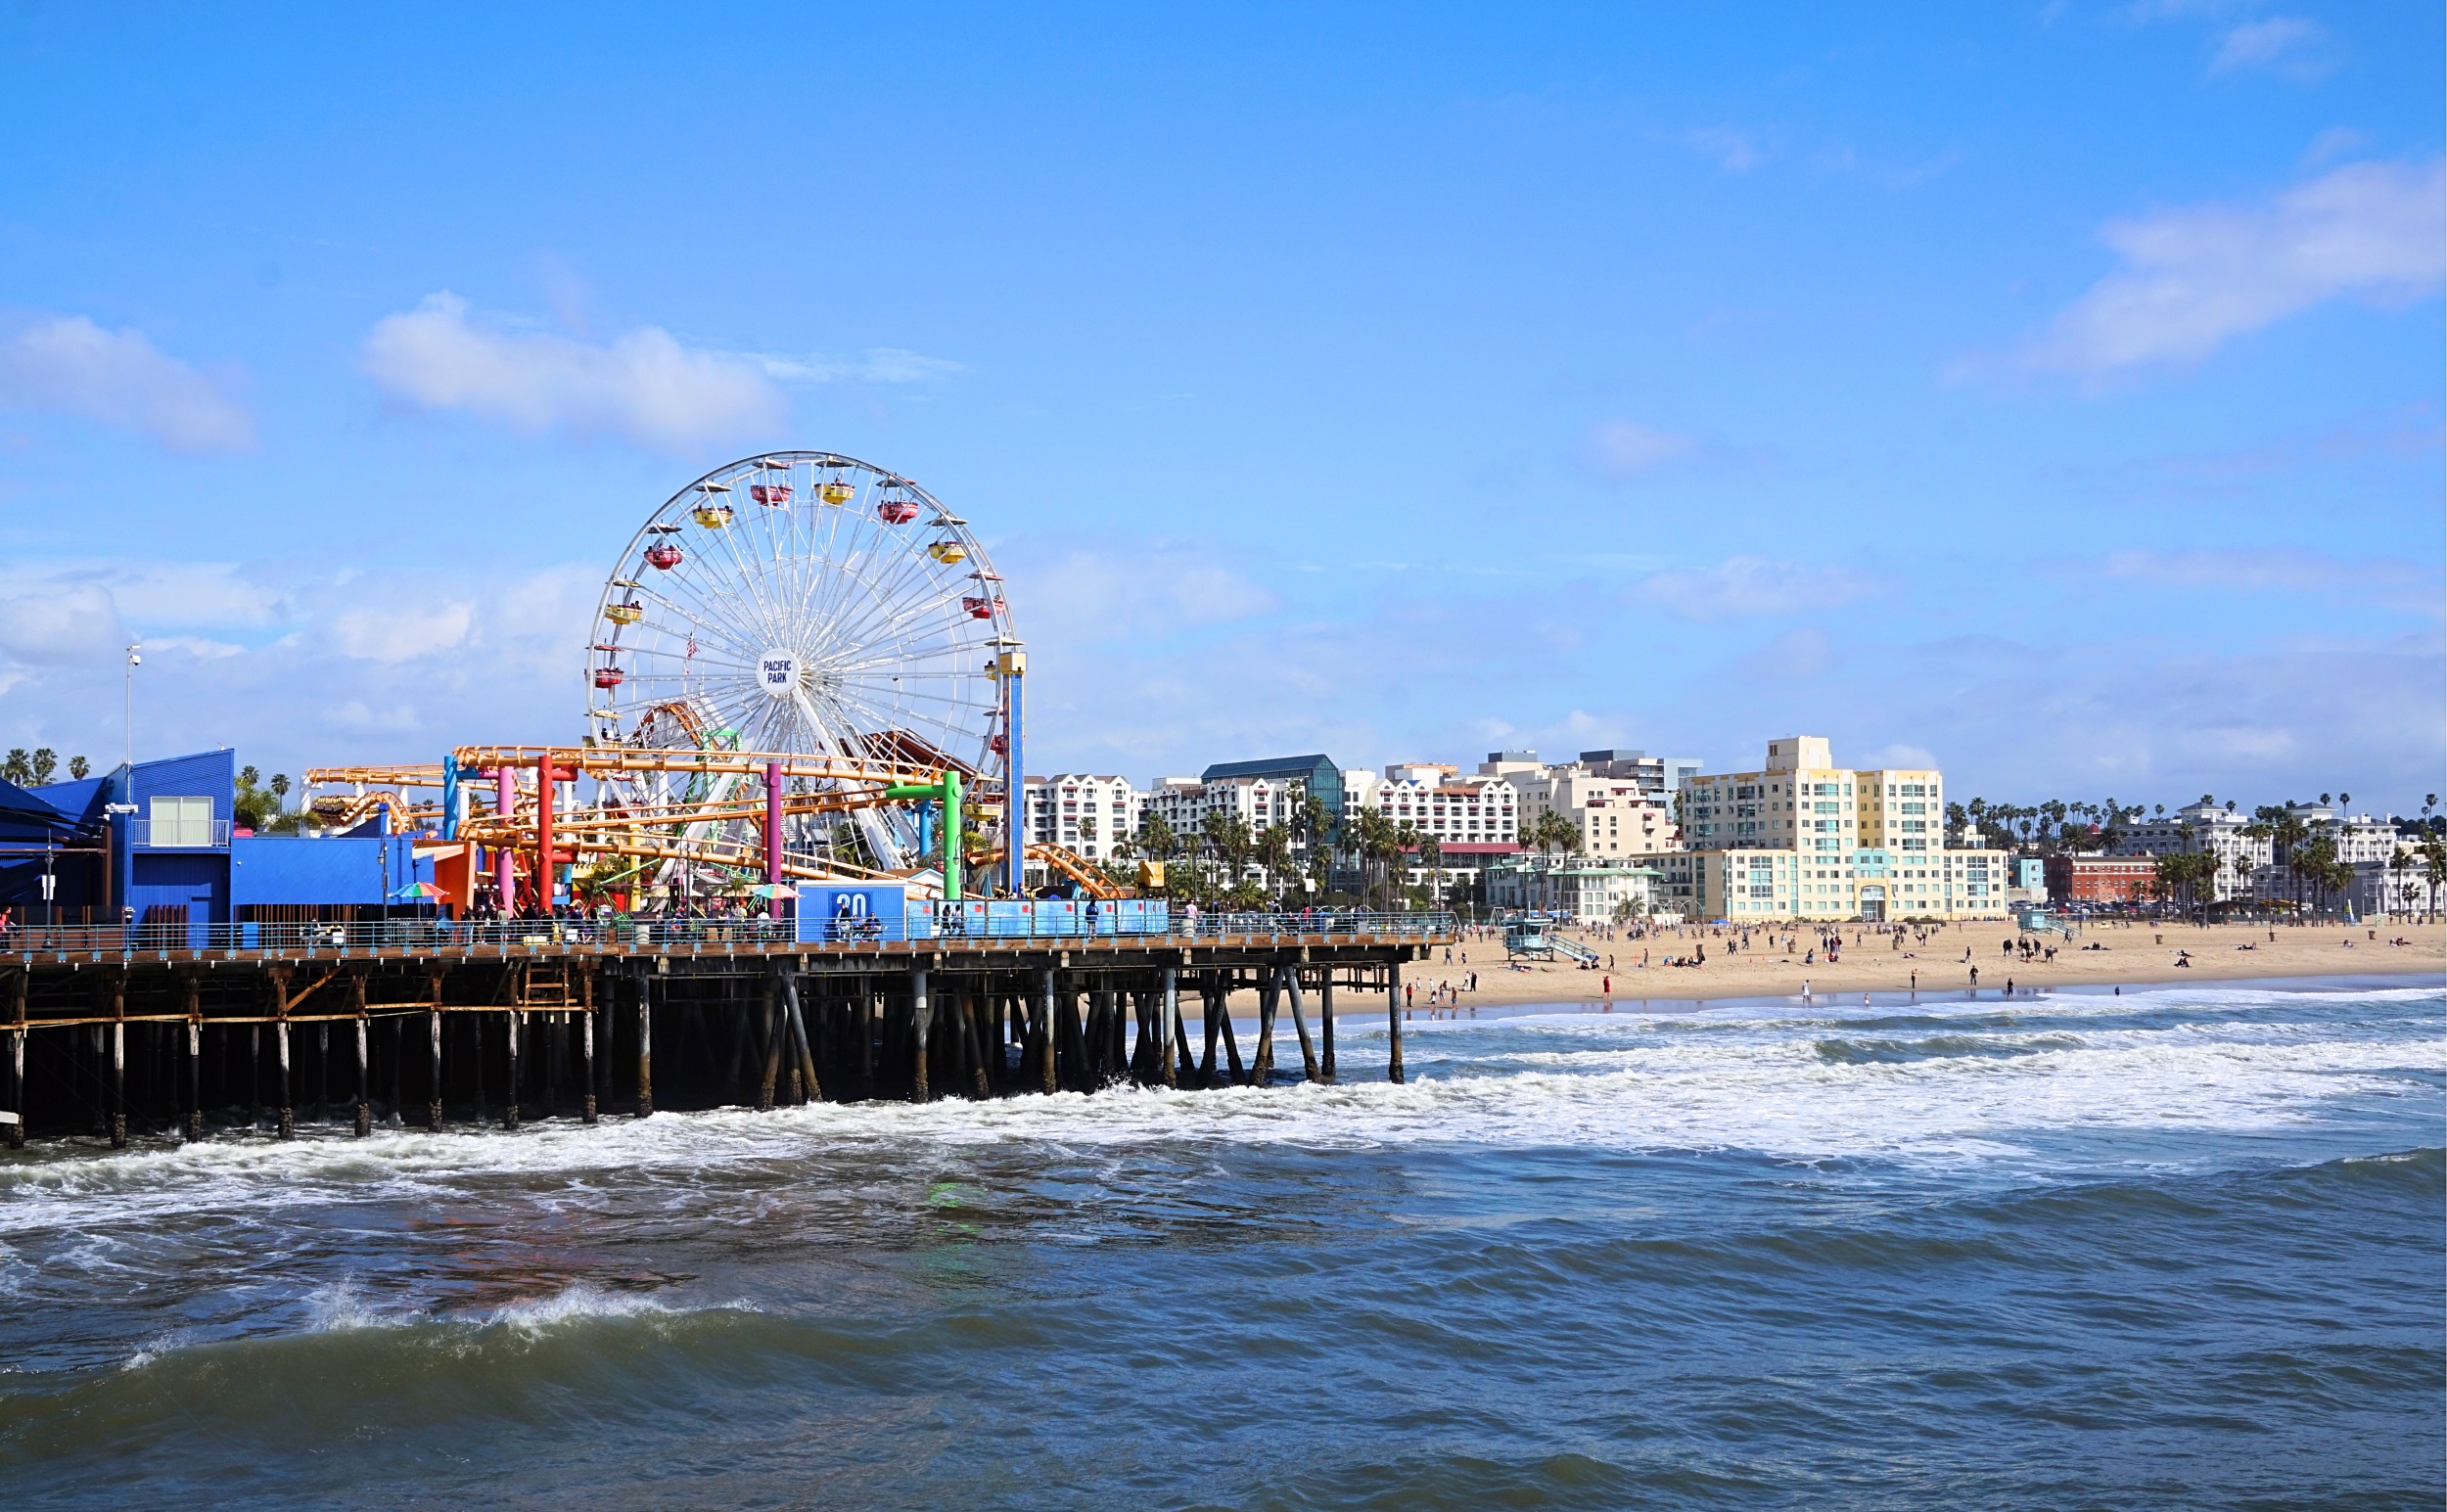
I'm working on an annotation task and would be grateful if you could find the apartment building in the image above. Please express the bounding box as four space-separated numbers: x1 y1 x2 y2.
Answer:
1141 773 1314 857
1022 774 1143 862
2108 801 2272 901
1479 748 1691 858
1658 736 2006 921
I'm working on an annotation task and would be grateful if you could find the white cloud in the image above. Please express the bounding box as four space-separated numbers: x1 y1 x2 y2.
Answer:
1582 420 1696 480
755 347 966 385
327 600 476 664
1631 557 1880 619
0 582 124 664
0 315 254 453
1027 548 1277 637
361 293 784 450
1671 126 1769 174
2017 159 2445 374
2094 546 2441 614
2208 15 2329 76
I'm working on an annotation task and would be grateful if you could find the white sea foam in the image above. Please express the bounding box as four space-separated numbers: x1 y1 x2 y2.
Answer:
0 984 2434 1241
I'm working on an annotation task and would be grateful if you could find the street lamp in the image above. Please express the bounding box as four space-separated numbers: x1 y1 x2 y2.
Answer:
123 643 141 769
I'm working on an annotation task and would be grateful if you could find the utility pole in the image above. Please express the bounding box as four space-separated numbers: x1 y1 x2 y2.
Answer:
123 643 141 769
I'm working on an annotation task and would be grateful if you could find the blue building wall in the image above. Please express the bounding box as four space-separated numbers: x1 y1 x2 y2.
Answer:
231 835 432 908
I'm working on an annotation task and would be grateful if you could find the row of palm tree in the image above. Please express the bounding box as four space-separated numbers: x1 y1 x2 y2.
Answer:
1 749 91 787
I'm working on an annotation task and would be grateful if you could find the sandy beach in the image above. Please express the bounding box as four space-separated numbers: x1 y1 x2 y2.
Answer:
1225 918 2447 1014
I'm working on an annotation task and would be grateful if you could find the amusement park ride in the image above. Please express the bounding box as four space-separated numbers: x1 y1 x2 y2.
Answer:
301 451 1123 909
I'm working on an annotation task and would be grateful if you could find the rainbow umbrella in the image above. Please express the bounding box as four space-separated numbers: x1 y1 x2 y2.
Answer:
391 881 442 899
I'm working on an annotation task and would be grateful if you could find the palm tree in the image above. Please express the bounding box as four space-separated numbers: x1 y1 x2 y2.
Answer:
68 756 89 780
1416 833 1445 904
29 749 56 785
1 750 26 786
1137 812 1178 863
2422 836 2447 922
1257 823 1295 903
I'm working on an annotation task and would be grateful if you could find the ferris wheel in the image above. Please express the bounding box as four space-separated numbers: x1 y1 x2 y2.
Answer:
585 451 1016 882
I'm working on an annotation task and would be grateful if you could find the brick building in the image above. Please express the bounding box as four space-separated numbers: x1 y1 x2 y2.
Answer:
2045 854 2157 904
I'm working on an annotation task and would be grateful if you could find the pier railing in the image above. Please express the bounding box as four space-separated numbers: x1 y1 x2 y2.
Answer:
0 908 1457 958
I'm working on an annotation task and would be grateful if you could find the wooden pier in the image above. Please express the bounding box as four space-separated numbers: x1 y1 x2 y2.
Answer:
0 925 1453 1146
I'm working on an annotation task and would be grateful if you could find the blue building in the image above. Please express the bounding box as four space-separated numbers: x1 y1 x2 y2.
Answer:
1199 754 1345 833
0 748 431 926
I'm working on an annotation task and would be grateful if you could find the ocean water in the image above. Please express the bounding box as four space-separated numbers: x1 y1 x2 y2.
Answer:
1 978 2439 1509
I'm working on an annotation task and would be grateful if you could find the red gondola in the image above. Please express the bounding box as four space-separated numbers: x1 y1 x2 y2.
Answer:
960 595 1004 620
989 733 1008 756
750 482 791 505
876 498 920 525
644 543 684 570
593 664 626 689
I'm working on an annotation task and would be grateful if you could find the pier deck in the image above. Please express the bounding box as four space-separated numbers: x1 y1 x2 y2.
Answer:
0 914 1458 1146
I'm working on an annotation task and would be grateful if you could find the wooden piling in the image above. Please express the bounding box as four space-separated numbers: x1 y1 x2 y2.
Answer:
1218 979 1247 1084
1282 965 1320 1083
428 1002 444 1131
183 974 203 1143
785 972 820 1105
1252 976 1277 1083
1160 967 1179 1088
1319 978 1336 1083
8 969 25 1149
635 972 654 1118
275 999 294 1139
503 1010 521 1130
109 973 126 1149
909 968 931 1102
1036 967 1057 1095
758 973 783 1112
580 976 599 1123
1386 963 1405 1084
351 976 372 1137
1198 979 1220 1088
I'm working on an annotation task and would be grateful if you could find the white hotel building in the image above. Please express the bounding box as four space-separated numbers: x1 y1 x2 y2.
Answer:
1021 774 1142 863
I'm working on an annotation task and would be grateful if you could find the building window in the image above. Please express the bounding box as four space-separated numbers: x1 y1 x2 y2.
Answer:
150 795 214 847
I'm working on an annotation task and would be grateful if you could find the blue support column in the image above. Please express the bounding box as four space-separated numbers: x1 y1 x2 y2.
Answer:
1002 651 1026 897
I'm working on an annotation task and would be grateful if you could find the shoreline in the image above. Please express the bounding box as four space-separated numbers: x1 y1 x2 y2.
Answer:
1221 919 2446 1018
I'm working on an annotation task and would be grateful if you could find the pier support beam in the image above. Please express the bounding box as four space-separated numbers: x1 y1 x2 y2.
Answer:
1283 965 1320 1083
352 975 372 1137
785 972 819 1105
1320 979 1336 1083
1036 967 1056 1096
580 971 598 1123
109 973 126 1149
1160 966 1179 1089
270 971 294 1139
427 971 445 1132
1386 962 1404 1084
7 970 24 1150
183 974 203 1143
635 972 654 1119
503 1011 521 1130
909 968 931 1102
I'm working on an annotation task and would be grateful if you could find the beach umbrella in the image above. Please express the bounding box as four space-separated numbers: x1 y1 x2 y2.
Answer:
391 881 442 899
746 883 799 898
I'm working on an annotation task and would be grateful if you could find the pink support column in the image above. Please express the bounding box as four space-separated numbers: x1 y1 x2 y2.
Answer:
493 768 515 909
764 760 784 900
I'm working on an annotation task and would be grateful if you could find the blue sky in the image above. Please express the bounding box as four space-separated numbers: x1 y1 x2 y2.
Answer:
2 2 2440 813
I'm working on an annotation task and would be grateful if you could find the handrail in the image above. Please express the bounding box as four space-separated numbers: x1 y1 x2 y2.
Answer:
0 908 1460 956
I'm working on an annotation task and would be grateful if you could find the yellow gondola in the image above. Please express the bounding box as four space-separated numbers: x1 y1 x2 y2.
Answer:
692 502 734 528
927 538 967 564
819 478 855 505
604 600 645 625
